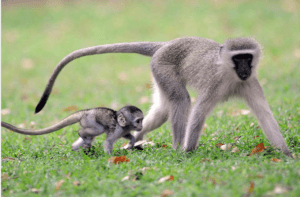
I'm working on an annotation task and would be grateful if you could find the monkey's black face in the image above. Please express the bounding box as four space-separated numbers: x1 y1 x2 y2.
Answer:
133 117 143 131
232 53 253 81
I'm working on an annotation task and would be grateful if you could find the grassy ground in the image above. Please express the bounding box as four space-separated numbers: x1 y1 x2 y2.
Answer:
1 0 300 196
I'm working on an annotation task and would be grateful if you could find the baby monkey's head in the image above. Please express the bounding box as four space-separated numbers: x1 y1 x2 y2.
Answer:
117 105 144 132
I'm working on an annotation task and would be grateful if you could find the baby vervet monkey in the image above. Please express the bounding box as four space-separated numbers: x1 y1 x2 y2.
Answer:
1 106 144 154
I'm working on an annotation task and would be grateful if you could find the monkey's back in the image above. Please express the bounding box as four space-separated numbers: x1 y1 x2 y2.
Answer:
179 37 221 88
151 37 221 91
91 108 118 132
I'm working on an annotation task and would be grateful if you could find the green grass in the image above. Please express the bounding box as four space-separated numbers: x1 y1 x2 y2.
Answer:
1 0 300 196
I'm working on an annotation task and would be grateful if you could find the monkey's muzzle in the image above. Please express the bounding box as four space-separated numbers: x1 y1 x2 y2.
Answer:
135 127 143 132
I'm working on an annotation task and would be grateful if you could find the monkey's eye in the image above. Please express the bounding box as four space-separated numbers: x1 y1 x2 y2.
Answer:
136 118 143 124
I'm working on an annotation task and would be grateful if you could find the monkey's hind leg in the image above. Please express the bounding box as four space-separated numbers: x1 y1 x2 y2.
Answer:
151 63 191 150
78 128 101 138
72 137 97 157
72 136 95 151
72 137 85 151
133 79 169 142
72 128 96 151
183 95 218 152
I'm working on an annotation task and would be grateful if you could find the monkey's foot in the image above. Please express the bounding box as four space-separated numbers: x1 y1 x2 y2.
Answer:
181 144 198 152
121 140 155 150
283 150 292 157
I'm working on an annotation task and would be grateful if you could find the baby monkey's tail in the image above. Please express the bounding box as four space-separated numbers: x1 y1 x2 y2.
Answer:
1 111 84 135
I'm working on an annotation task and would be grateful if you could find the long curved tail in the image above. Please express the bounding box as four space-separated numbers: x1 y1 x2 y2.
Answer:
1 111 84 135
35 42 165 113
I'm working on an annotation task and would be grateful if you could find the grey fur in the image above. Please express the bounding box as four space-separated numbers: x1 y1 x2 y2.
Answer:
35 37 290 156
2 106 143 154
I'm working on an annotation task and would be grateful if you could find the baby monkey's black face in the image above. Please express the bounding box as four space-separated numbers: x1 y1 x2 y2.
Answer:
232 53 253 81
132 113 143 131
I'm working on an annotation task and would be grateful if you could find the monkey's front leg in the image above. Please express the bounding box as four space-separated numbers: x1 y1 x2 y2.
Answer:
244 79 291 156
183 95 217 152
123 134 136 149
104 125 124 154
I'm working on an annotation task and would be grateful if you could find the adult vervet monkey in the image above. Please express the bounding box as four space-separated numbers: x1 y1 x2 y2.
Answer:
34 37 291 156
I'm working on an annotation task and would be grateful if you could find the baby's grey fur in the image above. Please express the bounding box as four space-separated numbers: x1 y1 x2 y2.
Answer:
1 106 143 154
34 37 290 156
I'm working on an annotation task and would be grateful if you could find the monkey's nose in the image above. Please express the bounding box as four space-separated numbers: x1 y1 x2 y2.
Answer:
240 74 248 80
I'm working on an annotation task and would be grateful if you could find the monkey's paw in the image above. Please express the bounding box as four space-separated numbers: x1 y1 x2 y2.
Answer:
121 140 156 150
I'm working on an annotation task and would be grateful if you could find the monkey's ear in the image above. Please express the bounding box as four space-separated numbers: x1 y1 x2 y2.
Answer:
117 113 127 127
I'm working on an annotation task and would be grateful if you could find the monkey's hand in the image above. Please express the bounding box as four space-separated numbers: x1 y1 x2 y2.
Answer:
123 134 135 149
283 149 292 157
128 139 135 150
